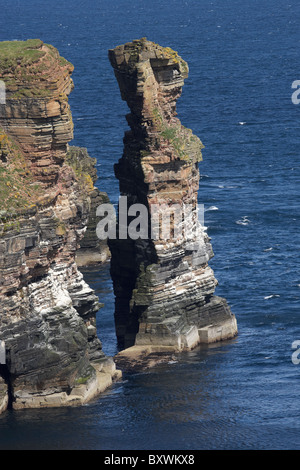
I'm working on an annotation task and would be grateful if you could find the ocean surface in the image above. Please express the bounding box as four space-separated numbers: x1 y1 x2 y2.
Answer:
0 0 300 450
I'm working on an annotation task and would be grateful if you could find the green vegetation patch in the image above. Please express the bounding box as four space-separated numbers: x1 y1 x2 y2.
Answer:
74 365 95 386
0 39 45 71
161 124 204 162
0 39 73 99
0 127 42 213
151 107 204 163
65 146 95 194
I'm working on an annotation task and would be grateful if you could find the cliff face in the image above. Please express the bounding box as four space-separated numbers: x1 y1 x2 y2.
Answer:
109 39 237 359
66 146 111 267
0 40 118 413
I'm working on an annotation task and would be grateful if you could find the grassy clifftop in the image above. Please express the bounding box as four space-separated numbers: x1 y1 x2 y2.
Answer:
0 39 45 69
0 39 73 99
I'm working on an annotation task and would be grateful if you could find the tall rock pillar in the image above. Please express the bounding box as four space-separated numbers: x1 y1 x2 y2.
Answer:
108 38 237 355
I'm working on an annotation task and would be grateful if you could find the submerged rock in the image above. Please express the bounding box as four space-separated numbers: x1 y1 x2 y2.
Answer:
108 38 237 364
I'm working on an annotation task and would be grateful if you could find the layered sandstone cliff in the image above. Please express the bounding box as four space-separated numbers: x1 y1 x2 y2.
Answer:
66 146 111 267
0 39 119 414
108 39 237 363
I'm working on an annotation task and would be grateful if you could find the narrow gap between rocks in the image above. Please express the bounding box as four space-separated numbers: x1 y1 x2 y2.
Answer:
0 364 14 409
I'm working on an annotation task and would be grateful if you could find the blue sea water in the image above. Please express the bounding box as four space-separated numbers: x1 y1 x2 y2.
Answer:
0 0 300 450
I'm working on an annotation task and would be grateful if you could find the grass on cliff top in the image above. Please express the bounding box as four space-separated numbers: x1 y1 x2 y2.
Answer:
0 39 45 70
0 128 42 215
0 39 73 99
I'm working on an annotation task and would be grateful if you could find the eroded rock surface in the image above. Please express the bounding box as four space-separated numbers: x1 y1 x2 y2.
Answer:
0 40 119 413
66 146 111 267
108 38 237 362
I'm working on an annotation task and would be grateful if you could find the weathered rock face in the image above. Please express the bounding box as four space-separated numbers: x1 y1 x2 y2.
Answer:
0 39 75 187
109 38 237 357
66 146 111 267
0 40 119 413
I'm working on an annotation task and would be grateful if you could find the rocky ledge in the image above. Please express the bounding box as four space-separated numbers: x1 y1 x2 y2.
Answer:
0 40 119 414
108 38 237 366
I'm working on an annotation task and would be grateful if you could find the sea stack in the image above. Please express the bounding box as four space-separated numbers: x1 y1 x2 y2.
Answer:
108 38 237 362
0 40 119 413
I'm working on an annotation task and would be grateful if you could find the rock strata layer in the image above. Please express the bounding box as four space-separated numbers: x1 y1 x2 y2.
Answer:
66 146 111 266
108 38 237 361
0 40 119 414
